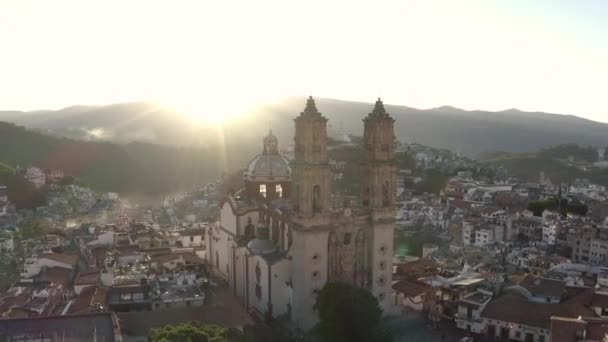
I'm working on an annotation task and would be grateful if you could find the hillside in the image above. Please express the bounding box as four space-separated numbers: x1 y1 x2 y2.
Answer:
3 98 608 156
481 144 608 186
0 122 252 196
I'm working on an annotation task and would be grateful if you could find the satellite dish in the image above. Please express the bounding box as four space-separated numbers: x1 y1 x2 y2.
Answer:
344 208 352 217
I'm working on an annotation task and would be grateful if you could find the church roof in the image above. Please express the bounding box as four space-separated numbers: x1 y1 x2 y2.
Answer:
246 238 277 255
245 153 291 181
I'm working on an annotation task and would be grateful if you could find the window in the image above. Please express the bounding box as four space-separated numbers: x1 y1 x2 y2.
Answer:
313 185 321 213
276 184 283 198
343 233 352 245
379 245 387 255
260 184 267 198
382 182 390 207
190 236 194 242
381 144 389 152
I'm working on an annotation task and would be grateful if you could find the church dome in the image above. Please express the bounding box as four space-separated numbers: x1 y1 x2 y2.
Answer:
244 130 291 182
247 225 277 255
245 154 291 180
247 238 277 255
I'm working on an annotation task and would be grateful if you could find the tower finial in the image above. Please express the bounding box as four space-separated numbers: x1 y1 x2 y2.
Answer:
368 97 387 117
301 96 320 117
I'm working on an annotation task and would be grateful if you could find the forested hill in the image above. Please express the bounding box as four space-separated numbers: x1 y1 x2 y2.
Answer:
0 122 258 195
3 98 608 156
480 144 608 186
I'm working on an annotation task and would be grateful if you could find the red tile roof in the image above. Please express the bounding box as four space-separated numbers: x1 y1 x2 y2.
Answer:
40 253 79 267
38 267 73 288
75 270 100 285
517 274 565 298
482 291 595 329
68 286 97 314
591 291 608 308
392 279 430 297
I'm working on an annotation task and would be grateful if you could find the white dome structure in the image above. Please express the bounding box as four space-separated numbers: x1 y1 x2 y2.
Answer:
244 130 291 182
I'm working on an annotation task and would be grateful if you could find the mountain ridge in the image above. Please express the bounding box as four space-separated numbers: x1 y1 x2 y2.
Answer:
1 97 607 156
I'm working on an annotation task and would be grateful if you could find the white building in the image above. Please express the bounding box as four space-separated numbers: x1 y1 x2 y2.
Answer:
463 219 504 247
178 228 205 248
0 231 14 253
454 291 493 334
23 167 46 188
21 253 79 279
541 210 560 245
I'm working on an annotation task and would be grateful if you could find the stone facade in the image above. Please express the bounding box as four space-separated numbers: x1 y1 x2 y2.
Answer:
207 97 397 331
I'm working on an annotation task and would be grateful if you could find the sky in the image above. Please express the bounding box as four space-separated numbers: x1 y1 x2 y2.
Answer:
1 0 607 122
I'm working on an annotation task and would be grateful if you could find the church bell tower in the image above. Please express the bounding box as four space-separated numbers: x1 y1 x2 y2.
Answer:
289 96 333 330
361 98 397 306
291 96 332 217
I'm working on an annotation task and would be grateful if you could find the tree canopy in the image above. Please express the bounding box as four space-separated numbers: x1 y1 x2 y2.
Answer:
527 198 588 217
314 282 393 342
150 321 243 342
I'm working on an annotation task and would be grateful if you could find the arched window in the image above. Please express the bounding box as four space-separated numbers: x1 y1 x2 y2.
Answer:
276 184 283 198
259 184 267 198
272 220 280 244
245 223 254 237
255 262 262 301
382 182 390 207
313 185 321 213
328 231 339 281
354 229 369 288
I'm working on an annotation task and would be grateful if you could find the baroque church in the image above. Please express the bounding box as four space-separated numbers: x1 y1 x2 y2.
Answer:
207 96 397 330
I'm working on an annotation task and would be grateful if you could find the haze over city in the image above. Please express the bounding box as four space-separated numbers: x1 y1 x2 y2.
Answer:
3 1 608 342
1 0 608 122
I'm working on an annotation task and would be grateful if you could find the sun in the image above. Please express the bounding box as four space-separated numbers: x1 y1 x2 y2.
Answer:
157 92 269 126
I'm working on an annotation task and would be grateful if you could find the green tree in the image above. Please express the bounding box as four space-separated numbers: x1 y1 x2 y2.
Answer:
150 321 244 342
413 168 447 194
314 282 393 342
16 220 49 241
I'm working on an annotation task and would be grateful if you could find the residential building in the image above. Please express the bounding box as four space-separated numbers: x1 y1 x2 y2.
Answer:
0 312 121 341
392 279 431 312
454 290 493 334
23 167 46 188
21 253 79 280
